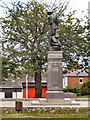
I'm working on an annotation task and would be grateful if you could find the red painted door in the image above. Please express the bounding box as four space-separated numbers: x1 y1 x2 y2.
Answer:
23 87 35 98
23 87 47 98
41 87 47 98
28 88 35 98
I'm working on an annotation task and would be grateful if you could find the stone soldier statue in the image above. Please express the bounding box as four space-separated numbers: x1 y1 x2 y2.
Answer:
47 10 61 51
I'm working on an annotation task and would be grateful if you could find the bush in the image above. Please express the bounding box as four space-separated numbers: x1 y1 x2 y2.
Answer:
79 80 90 96
63 86 80 95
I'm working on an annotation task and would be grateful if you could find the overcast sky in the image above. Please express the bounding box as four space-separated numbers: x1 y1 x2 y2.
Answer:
68 0 90 18
0 0 90 18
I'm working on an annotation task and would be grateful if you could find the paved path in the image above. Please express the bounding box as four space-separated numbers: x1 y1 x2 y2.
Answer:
0 98 89 108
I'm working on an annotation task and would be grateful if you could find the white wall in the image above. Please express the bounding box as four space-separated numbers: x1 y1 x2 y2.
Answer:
13 92 17 98
17 92 22 98
0 91 22 98
0 92 5 98
63 77 67 88
0 91 23 98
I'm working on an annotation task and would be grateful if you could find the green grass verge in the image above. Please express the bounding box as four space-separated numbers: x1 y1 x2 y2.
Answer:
66 95 90 98
2 113 89 119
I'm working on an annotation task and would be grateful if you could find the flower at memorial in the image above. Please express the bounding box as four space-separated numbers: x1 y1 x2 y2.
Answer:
6 111 8 113
76 108 79 112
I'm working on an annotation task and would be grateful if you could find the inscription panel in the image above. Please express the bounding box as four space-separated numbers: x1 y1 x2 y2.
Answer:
51 66 59 86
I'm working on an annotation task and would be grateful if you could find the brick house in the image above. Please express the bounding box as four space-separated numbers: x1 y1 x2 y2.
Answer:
63 70 90 88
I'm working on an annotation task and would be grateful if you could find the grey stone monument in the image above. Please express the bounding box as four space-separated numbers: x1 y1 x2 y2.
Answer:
46 10 64 99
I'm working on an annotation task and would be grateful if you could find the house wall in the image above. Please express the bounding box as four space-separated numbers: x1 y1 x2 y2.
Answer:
0 92 22 99
68 76 89 88
12 92 22 98
0 92 5 98
13 92 17 98
17 92 22 98
0 88 22 99
63 77 67 88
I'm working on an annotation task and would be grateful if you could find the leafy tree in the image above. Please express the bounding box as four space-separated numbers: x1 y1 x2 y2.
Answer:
1 0 48 98
57 11 89 73
0 0 89 97
1 0 68 97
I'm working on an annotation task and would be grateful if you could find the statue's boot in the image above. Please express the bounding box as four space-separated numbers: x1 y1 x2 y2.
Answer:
51 36 58 46
52 36 57 43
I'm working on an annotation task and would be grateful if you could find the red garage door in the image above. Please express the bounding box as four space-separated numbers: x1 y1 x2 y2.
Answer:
23 87 47 98
41 87 47 98
23 87 35 98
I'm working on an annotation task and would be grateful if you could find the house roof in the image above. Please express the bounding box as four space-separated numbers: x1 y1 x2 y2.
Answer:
0 73 47 88
1 69 89 88
66 69 89 77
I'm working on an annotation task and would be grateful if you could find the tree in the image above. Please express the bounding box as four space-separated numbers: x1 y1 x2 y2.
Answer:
1 0 48 97
1 0 68 97
57 11 89 73
0 0 89 97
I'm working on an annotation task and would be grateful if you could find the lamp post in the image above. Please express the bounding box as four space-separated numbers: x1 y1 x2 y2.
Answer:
26 74 28 99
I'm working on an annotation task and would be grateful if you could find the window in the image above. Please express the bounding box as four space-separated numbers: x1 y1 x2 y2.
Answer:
79 78 83 84
5 92 12 98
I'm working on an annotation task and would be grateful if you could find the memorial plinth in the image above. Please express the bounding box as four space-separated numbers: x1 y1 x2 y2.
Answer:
46 51 64 99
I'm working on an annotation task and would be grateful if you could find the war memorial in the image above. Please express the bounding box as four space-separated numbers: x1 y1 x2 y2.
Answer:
46 10 64 99
0 3 90 118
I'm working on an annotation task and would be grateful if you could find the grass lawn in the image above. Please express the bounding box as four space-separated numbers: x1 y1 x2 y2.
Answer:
2 113 89 119
75 95 90 98
66 95 90 98
2 107 89 119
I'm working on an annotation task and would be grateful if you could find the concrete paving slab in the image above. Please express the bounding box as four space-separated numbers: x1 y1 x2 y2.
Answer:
0 98 89 108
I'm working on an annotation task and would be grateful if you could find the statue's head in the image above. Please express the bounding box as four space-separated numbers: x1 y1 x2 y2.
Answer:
47 10 53 15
